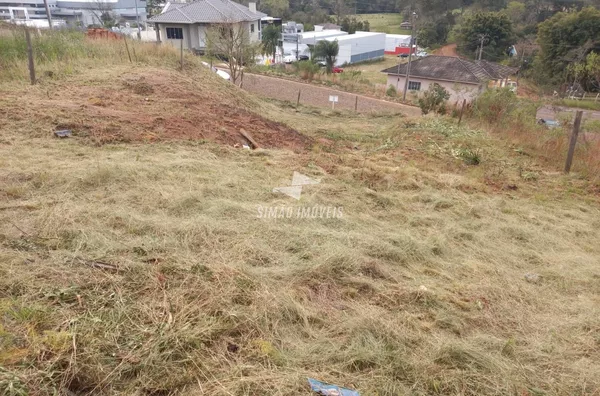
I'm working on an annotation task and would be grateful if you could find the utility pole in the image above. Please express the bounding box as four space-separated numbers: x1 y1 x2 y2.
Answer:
402 11 417 101
43 0 53 30
395 6 408 90
477 34 487 61
134 0 141 39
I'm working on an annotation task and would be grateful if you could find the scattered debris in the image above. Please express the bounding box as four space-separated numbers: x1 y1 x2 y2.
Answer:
419 285 429 292
54 130 72 138
308 378 360 396
239 128 260 149
242 144 251 150
74 257 119 272
524 273 542 284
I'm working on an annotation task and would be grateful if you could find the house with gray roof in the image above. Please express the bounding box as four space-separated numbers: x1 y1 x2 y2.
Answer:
382 56 518 103
150 0 265 51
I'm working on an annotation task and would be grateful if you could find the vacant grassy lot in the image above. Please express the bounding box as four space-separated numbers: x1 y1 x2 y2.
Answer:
1 30 600 396
357 13 412 34
342 55 402 85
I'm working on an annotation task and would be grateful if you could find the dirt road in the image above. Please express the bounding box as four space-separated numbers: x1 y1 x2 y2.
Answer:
434 43 458 57
241 73 421 116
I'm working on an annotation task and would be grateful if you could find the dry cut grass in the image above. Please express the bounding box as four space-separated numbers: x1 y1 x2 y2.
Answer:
1 46 600 396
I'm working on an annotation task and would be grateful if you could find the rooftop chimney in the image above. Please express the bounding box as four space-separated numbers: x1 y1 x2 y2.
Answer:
249 2 256 13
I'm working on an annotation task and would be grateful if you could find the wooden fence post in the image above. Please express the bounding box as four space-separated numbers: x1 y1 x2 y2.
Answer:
564 110 584 173
458 99 466 126
123 37 132 63
296 89 301 108
24 28 35 85
355 95 358 112
180 39 184 70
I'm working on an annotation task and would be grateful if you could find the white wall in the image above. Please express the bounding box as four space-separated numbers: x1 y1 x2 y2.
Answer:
159 20 261 51
386 75 483 103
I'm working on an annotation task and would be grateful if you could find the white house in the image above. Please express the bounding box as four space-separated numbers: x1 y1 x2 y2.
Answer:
150 0 265 52
382 56 518 103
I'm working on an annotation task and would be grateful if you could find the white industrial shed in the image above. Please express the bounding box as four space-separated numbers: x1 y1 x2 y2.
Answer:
326 32 386 66
298 30 348 45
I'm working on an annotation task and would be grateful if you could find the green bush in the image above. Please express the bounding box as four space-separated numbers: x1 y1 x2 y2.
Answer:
418 83 450 115
294 60 320 81
386 84 397 97
472 88 538 126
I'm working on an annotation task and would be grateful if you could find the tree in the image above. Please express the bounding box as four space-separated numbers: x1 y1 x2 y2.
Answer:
206 22 258 85
533 7 600 86
261 25 280 62
504 1 526 24
340 16 370 34
90 0 117 28
260 0 289 18
455 12 515 60
417 13 454 47
568 52 600 91
314 40 339 74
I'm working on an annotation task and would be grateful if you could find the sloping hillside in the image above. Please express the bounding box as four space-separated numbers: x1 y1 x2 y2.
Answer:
1 39 600 396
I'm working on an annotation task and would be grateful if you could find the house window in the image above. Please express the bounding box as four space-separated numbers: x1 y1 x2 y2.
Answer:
250 23 255 33
166 27 183 39
408 81 421 91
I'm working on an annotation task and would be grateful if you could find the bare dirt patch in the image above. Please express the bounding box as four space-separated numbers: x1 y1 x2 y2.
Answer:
434 43 459 57
0 68 310 152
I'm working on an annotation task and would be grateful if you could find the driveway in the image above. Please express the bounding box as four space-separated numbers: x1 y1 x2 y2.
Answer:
240 73 421 116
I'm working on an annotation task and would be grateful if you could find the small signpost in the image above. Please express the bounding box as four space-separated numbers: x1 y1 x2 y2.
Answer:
329 95 339 110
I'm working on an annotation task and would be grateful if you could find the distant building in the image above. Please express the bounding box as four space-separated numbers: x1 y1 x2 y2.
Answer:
281 21 303 43
314 23 340 31
0 0 146 27
149 0 264 51
400 21 411 30
382 55 518 102
384 34 413 55
298 30 347 45
326 32 385 66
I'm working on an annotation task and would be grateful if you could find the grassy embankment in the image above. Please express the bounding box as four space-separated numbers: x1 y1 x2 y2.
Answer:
1 28 600 396
356 13 412 35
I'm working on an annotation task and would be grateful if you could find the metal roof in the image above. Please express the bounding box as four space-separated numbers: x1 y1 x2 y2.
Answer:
150 0 265 24
382 56 518 84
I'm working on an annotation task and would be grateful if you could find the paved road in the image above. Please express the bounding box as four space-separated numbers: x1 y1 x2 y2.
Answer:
241 73 421 116
537 105 600 122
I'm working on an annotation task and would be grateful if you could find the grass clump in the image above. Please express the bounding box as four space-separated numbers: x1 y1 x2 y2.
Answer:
0 26 201 82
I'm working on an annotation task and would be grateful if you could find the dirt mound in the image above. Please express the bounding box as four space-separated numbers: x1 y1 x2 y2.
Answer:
2 67 310 152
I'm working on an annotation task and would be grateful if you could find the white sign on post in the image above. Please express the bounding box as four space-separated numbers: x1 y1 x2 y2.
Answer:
329 95 339 109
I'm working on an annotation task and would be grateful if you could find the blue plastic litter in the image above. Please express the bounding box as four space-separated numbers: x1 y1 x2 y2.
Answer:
307 378 360 396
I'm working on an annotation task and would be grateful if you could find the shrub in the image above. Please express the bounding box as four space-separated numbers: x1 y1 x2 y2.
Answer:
418 83 450 115
472 88 537 126
386 84 397 97
294 60 320 81
454 147 481 165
